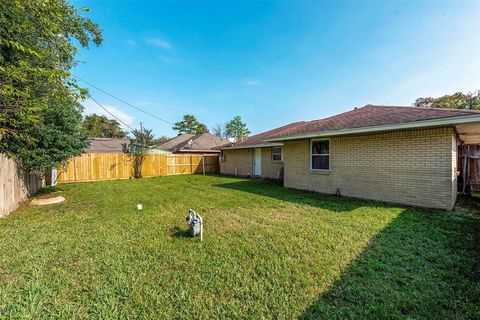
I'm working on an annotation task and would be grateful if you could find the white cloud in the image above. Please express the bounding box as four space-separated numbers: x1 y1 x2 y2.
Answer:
81 99 135 130
125 39 137 46
244 79 260 86
145 38 172 50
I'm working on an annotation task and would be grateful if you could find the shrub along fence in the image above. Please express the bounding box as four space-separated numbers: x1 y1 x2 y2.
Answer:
1 154 43 217
52 153 219 184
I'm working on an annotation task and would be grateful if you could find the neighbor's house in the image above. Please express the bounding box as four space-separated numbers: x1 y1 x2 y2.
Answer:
86 137 131 153
155 133 230 154
87 137 171 154
221 105 480 210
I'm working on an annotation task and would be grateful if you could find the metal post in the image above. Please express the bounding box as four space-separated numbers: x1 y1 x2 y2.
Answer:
51 168 57 186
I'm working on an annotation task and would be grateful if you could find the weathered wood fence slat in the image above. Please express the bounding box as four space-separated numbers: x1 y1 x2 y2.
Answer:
458 145 480 193
0 154 43 217
54 153 219 184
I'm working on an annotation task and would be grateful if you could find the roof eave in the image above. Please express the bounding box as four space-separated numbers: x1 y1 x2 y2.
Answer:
265 115 480 142
177 149 221 153
221 142 283 150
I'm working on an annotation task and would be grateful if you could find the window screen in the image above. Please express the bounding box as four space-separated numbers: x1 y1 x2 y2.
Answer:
311 140 329 170
272 147 283 161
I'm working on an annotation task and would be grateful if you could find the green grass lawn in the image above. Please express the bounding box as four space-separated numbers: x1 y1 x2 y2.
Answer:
1 175 479 319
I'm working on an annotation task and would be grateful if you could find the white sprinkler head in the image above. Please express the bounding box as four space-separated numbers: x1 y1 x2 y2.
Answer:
136 204 143 211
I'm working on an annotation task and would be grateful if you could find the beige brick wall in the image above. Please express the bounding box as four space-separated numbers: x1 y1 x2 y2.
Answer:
283 127 457 210
261 147 284 179
220 147 284 179
220 149 254 177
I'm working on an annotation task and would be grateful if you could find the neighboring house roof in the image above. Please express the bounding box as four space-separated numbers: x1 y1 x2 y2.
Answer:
86 138 131 153
221 122 306 150
266 105 480 141
155 133 230 153
155 134 195 151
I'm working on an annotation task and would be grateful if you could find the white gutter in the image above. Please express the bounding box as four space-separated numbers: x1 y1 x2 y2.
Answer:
221 142 283 150
265 115 480 142
178 149 221 153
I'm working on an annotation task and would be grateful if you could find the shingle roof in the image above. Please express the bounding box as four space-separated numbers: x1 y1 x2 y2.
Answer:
222 121 306 149
155 133 230 152
267 105 480 139
155 134 195 151
86 138 131 153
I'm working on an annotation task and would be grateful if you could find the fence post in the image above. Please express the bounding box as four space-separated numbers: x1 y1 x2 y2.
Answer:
202 155 205 176
190 155 193 174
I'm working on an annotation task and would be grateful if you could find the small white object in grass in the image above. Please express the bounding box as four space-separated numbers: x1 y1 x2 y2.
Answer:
136 204 143 211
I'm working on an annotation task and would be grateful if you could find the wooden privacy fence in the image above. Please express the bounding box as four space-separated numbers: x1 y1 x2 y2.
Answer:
458 144 480 193
54 153 219 184
1 154 43 217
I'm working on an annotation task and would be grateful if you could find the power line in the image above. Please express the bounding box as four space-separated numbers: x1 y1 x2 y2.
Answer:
89 96 136 132
73 75 175 126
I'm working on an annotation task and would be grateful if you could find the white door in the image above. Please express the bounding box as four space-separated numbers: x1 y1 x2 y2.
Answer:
254 148 262 176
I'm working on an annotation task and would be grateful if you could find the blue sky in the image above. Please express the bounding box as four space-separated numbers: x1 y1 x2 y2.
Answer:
73 1 480 137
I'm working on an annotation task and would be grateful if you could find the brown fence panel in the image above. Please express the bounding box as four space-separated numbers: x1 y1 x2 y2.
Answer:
55 153 219 183
167 154 193 175
142 154 167 177
458 144 480 192
56 153 133 183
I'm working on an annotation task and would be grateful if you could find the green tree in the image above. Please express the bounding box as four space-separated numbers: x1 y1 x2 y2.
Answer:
172 114 208 135
225 116 250 142
83 114 127 138
414 91 480 110
196 123 209 134
131 126 155 148
0 0 102 173
129 125 155 178
4 99 89 174
152 135 171 146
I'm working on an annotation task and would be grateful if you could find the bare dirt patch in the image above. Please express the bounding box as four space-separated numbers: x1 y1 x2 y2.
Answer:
30 195 65 206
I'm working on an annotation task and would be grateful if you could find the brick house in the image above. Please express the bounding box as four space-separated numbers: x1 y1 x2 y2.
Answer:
220 122 305 179
220 105 480 209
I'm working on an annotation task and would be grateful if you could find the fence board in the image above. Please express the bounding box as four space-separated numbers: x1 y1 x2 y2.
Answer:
55 153 218 183
0 154 43 217
458 145 480 192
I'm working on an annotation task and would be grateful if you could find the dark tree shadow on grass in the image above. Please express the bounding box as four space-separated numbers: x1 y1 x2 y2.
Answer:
299 207 480 319
214 179 407 213
29 186 65 199
169 226 191 238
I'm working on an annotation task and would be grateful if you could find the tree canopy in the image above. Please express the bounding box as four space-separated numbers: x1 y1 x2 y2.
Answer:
151 135 170 146
225 116 250 142
414 91 480 110
130 126 155 147
83 114 127 138
0 0 102 173
172 114 209 135
129 125 155 178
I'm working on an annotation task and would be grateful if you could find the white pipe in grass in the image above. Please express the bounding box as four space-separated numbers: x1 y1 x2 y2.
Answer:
198 214 203 242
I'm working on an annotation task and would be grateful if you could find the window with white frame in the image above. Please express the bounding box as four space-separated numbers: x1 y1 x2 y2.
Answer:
311 140 329 170
272 146 283 162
